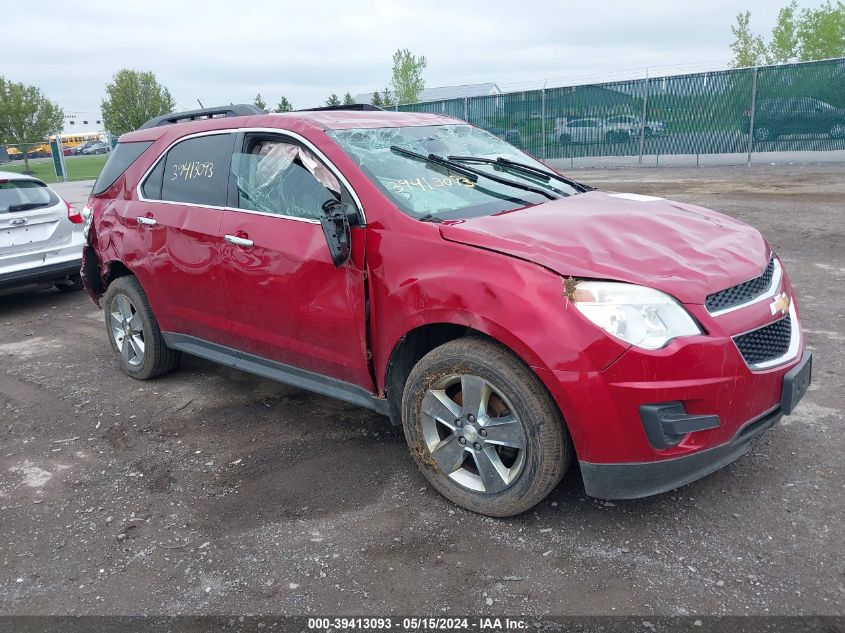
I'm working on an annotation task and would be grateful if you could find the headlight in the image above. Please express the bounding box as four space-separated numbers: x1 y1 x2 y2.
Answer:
572 281 701 350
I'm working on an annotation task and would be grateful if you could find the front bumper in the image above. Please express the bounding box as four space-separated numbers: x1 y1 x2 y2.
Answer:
582 341 810 499
580 405 782 499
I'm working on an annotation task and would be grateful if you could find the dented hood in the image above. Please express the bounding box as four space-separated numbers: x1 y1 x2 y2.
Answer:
438 191 769 304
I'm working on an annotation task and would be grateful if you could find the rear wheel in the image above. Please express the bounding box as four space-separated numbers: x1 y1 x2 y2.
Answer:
102 276 180 380
402 338 571 517
753 125 773 142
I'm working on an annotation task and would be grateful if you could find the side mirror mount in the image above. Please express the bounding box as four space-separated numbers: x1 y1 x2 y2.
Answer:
320 199 352 267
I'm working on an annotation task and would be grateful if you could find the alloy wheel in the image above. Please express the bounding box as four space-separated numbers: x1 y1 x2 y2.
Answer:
419 374 527 493
110 294 145 367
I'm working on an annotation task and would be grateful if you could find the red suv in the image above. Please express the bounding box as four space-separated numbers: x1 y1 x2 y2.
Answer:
81 104 811 516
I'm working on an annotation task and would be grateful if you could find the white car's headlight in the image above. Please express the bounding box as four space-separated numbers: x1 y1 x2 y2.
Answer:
572 281 702 350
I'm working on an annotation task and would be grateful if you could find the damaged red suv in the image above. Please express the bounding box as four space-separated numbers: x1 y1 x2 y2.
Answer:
81 104 811 516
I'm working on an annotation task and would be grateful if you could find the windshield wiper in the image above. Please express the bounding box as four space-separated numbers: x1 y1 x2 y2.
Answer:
390 146 559 200
447 155 592 193
7 202 49 213
390 146 479 182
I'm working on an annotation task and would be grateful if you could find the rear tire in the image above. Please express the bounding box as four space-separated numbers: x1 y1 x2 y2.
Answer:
102 276 180 380
401 337 571 517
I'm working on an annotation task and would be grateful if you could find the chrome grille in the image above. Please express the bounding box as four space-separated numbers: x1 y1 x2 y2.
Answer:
706 258 775 313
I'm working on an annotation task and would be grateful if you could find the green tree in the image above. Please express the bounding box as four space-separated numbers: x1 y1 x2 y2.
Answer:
253 93 267 110
730 11 768 67
101 69 175 137
389 48 427 104
0 77 64 173
381 86 395 108
370 91 384 107
769 1 800 62
796 1 845 60
343 92 355 106
731 3 844 65
325 94 341 107
274 96 294 112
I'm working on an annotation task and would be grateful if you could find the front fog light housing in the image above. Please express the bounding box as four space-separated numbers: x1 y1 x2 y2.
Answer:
572 281 702 350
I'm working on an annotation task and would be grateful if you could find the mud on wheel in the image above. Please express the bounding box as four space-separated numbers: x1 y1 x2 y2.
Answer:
401 337 572 517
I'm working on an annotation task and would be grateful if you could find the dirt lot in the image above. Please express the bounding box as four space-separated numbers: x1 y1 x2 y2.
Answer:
1 164 843 616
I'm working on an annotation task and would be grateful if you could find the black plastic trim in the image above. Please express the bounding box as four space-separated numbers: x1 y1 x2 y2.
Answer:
299 104 384 112
162 333 389 415
580 406 783 500
639 402 720 449
0 259 82 289
781 351 812 414
138 104 265 130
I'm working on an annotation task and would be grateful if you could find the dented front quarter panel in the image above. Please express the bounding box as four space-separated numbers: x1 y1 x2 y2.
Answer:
366 211 631 388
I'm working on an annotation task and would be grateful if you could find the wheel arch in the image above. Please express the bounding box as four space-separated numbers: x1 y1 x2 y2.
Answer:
103 259 134 287
381 316 553 427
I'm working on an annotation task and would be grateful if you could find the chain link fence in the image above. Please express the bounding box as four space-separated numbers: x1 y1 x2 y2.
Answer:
395 57 845 167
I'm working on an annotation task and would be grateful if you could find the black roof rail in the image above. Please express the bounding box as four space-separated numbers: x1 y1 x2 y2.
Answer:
298 103 385 112
138 104 266 130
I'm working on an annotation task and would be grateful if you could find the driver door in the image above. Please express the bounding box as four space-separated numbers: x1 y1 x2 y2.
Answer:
218 132 372 389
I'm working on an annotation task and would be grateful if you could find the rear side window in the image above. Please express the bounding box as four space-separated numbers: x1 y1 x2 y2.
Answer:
91 141 152 196
142 159 165 200
157 133 235 207
0 179 59 213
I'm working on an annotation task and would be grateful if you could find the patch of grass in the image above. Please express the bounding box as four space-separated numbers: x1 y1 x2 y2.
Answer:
0 155 107 184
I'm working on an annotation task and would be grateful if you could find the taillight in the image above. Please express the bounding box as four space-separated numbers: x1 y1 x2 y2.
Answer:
66 199 83 224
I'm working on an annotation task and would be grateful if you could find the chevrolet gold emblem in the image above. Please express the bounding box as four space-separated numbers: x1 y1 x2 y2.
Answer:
770 292 791 316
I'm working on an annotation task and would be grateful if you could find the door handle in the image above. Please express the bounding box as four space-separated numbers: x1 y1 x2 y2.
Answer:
137 216 157 226
224 234 254 248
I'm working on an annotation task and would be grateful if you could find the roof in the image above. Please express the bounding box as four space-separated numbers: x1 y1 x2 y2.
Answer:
354 82 501 105
120 110 461 143
0 170 40 182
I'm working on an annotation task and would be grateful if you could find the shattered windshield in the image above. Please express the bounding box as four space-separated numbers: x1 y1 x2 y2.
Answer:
327 125 578 220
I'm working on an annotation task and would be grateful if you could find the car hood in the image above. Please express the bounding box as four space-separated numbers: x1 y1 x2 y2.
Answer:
438 191 769 304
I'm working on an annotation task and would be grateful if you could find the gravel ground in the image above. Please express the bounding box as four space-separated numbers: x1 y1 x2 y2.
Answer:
0 164 843 616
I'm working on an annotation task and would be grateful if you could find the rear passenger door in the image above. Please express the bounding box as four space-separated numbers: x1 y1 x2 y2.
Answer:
131 132 235 344
218 132 372 389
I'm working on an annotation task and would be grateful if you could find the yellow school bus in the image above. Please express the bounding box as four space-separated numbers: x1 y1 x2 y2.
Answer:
50 132 103 148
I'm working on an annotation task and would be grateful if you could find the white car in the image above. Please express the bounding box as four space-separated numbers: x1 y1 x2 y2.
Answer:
0 172 85 295
605 115 668 138
554 117 629 144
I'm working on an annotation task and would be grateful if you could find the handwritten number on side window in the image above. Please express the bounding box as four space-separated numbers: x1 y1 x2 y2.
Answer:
170 161 215 181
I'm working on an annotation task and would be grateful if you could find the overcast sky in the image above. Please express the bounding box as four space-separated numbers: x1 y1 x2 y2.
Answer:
2 0 821 113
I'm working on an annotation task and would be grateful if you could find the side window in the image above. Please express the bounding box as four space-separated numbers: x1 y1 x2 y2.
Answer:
230 137 343 220
159 133 235 206
141 159 165 200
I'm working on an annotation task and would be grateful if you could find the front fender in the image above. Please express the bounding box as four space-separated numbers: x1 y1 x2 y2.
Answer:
369 227 628 392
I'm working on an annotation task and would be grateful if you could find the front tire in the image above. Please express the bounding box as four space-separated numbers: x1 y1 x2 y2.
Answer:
829 124 845 139
402 338 571 517
103 276 180 380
